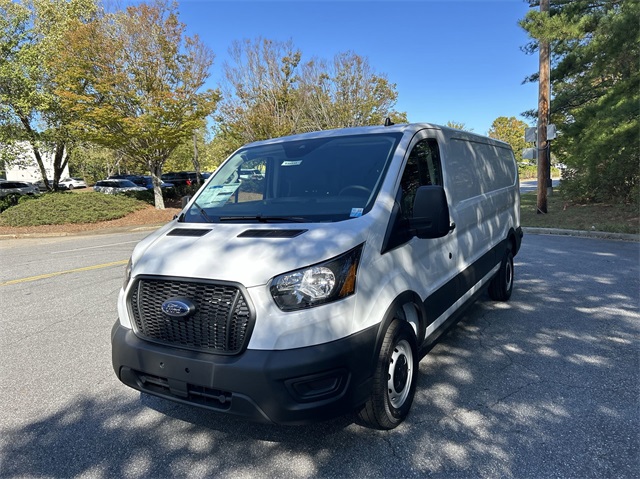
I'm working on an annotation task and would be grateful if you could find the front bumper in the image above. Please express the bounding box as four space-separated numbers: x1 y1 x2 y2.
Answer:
111 321 377 425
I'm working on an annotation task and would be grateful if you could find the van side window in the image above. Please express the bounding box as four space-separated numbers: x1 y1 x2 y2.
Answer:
399 139 442 219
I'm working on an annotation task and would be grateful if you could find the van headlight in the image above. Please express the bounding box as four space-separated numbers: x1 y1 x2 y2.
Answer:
270 244 363 311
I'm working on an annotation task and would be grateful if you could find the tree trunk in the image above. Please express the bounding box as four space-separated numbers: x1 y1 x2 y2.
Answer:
20 116 51 191
150 163 165 209
53 141 69 190
192 132 202 186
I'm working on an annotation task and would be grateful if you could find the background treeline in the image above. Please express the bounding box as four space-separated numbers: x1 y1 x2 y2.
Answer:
0 0 636 209
520 0 639 204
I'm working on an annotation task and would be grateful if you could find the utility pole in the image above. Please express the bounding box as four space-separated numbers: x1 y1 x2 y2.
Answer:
537 0 551 214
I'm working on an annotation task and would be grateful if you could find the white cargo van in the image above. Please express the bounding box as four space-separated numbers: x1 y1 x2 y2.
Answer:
112 123 522 429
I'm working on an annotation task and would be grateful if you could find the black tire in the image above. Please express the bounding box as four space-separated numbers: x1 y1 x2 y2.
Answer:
68 185 74 190
489 247 514 301
358 319 418 430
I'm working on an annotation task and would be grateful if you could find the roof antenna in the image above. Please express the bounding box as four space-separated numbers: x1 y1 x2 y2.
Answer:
384 117 394 127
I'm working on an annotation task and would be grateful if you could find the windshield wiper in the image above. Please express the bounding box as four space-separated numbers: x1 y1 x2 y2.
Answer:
192 201 213 223
218 215 307 223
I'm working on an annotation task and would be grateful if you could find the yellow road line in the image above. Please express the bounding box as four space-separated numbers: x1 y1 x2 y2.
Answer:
0 260 128 286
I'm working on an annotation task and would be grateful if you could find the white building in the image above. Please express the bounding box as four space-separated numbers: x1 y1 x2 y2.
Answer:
1 142 69 182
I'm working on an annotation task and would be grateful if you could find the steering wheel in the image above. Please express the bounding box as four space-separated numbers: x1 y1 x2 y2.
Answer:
338 185 371 197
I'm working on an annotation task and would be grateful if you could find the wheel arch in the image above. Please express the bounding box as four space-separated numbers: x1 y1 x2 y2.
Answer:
508 226 523 257
369 291 426 368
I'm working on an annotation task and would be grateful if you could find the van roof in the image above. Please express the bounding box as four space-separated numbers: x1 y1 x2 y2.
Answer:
243 123 511 149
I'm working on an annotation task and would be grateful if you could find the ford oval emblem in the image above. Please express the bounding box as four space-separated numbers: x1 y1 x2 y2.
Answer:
161 298 196 318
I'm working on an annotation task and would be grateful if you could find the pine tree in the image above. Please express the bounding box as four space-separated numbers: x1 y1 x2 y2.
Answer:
520 0 639 203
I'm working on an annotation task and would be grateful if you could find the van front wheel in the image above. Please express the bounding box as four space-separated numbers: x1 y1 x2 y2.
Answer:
489 247 514 301
358 319 418 430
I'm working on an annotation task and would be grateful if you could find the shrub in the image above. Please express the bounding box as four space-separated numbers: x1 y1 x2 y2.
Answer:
0 192 147 227
518 165 537 180
518 165 561 181
0 193 39 213
123 190 154 205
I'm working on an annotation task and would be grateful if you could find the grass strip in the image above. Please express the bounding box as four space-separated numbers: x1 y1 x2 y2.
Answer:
520 189 639 235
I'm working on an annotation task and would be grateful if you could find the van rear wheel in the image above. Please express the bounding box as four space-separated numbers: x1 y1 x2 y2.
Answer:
358 319 418 430
489 246 514 301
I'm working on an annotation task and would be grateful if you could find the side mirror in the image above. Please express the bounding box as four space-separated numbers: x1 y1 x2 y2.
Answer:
181 195 192 209
410 186 455 239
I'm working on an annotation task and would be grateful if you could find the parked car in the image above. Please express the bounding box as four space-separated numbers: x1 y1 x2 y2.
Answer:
58 177 87 190
161 171 202 186
94 179 147 194
139 176 174 190
0 181 40 197
35 179 53 192
106 174 174 190
108 174 142 181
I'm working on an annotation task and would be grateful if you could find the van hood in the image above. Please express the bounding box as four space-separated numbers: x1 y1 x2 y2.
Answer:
130 220 370 288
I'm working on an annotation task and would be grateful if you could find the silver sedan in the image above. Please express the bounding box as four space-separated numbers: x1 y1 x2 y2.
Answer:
0 180 40 197
93 179 147 194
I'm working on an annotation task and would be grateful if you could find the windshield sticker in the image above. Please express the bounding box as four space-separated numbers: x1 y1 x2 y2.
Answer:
350 208 364 218
281 160 303 167
197 183 240 207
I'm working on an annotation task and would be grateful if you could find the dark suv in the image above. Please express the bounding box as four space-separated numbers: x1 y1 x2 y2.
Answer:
161 171 202 186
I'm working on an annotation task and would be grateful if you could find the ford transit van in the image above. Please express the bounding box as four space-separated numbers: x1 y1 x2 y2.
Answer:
112 123 522 429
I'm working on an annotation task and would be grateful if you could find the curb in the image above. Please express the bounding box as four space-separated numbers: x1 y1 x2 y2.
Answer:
523 227 640 242
0 224 163 240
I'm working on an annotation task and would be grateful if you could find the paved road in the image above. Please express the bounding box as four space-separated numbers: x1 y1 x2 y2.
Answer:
0 232 638 478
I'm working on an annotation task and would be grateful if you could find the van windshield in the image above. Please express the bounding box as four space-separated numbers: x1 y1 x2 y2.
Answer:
182 133 402 223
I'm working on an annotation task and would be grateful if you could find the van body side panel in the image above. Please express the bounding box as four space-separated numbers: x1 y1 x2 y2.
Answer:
424 238 507 324
357 129 520 346
440 136 519 294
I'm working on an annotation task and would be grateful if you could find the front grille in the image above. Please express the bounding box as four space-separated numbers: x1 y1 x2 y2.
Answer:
129 278 253 354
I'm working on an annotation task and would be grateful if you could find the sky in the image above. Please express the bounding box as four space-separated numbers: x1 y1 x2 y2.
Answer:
175 0 540 135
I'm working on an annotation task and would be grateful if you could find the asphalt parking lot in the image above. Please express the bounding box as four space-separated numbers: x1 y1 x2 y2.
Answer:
0 231 638 478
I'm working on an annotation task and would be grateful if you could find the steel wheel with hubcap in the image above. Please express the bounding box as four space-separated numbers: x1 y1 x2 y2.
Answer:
358 318 418 430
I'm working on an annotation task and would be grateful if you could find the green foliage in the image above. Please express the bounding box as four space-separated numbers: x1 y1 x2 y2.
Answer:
0 0 99 190
164 126 220 174
488 116 530 160
0 192 146 226
52 0 220 209
518 165 538 180
518 164 560 180
445 121 473 132
0 192 39 213
121 190 155 205
67 143 134 185
520 0 639 204
520 189 639 235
